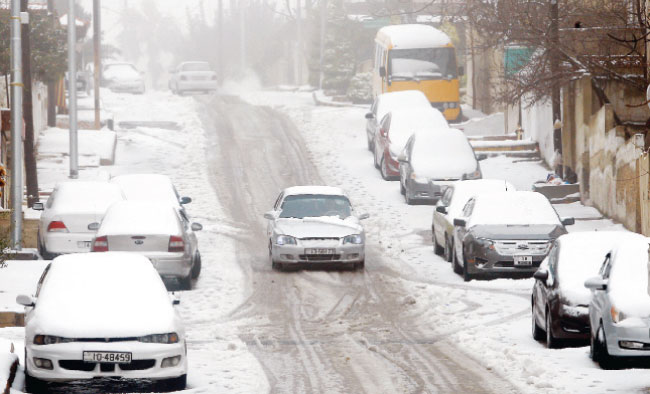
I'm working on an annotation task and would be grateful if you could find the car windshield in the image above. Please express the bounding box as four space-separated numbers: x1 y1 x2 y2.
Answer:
280 194 352 219
182 62 210 71
389 48 457 80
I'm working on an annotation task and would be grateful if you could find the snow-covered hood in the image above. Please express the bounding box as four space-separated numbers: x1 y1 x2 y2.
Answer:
275 217 363 239
469 224 566 240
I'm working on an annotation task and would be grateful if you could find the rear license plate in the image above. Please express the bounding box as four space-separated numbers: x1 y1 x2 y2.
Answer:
77 241 91 248
83 351 132 364
514 255 533 266
305 248 335 255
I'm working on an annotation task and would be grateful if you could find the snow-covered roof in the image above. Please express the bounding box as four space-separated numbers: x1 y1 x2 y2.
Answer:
468 191 560 227
97 201 182 236
51 181 124 214
283 186 346 197
110 174 180 206
410 129 477 180
555 231 647 306
34 252 178 337
377 24 451 49
377 90 431 121
608 238 650 318
447 179 515 219
386 107 448 156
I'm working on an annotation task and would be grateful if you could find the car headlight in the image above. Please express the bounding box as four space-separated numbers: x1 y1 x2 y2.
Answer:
139 332 179 344
462 170 482 180
34 335 73 345
343 234 363 244
611 306 625 323
275 235 297 245
476 238 495 250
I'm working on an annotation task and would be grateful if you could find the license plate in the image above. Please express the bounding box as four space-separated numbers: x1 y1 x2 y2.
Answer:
514 255 533 266
83 351 132 364
77 241 91 248
305 248 335 255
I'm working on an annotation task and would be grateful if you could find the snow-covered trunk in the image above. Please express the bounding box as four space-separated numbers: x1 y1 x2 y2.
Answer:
106 234 171 252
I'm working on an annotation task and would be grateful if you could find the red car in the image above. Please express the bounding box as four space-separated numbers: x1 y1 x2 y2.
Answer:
373 107 449 180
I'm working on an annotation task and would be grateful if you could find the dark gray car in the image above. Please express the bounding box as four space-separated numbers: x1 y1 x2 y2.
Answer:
452 191 573 281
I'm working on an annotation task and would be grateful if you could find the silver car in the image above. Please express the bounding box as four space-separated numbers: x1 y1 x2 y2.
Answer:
92 202 202 290
169 61 218 95
102 62 145 94
585 237 650 369
264 186 369 271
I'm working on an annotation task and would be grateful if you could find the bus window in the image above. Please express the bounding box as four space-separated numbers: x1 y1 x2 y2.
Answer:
388 48 457 81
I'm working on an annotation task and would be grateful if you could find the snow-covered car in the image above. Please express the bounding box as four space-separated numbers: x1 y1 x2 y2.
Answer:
169 61 218 95
102 62 145 94
452 191 574 281
33 181 125 259
398 129 485 205
264 186 369 271
432 179 515 262
18 253 187 392
532 231 648 349
373 106 448 180
110 173 192 211
365 90 431 151
92 202 202 290
585 237 650 369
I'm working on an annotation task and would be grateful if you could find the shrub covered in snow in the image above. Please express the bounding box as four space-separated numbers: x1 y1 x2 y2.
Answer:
346 72 373 104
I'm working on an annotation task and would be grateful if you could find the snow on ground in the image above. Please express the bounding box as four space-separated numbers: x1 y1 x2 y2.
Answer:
237 90 650 393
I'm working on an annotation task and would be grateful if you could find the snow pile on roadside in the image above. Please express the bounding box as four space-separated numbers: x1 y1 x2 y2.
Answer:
0 339 18 391
38 127 117 165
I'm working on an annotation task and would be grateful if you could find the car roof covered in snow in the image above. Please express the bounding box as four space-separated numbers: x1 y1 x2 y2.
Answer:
51 181 124 214
376 24 452 49
283 186 347 198
410 128 477 179
376 90 431 121
110 174 181 206
35 252 177 337
97 201 182 236
552 231 648 306
385 107 448 154
446 179 515 219
468 191 560 227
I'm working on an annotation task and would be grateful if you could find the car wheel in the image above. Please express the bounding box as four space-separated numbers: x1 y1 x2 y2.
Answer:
590 329 599 361
462 255 472 282
400 180 406 195
179 274 192 291
405 184 414 205
24 358 47 393
452 245 463 275
373 146 380 169
191 252 202 279
272 261 282 271
546 310 559 348
367 136 374 151
433 228 444 255
597 325 618 370
355 260 365 270
155 374 187 392
443 236 453 262
532 301 544 341
380 156 390 180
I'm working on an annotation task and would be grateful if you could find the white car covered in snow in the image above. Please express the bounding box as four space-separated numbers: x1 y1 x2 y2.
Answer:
92 202 202 290
110 173 192 210
34 181 125 259
102 62 145 94
585 237 650 369
264 186 369 270
18 253 187 392
168 61 218 95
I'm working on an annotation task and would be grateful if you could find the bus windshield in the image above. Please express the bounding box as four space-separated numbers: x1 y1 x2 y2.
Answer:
389 48 457 81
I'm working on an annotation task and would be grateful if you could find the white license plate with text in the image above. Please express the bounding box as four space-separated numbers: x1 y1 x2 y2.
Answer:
514 255 533 266
77 241 92 249
83 351 132 364
305 248 335 255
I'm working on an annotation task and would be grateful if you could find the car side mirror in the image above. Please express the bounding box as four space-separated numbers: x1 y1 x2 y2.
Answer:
191 222 203 231
379 66 386 78
476 153 488 161
561 217 575 226
87 222 100 231
453 218 467 228
32 202 44 211
358 213 370 220
436 206 447 214
16 294 35 307
584 276 607 291
533 270 548 282
264 211 277 220
180 196 192 205
397 153 408 163
458 66 465 76
365 112 374 120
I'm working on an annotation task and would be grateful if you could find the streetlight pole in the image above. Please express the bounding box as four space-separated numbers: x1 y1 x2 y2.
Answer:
93 0 101 130
319 0 326 89
10 0 23 249
68 0 79 178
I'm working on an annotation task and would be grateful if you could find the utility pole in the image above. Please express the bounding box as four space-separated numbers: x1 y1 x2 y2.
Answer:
319 0 326 89
217 0 223 85
10 0 23 249
21 0 39 209
239 0 246 72
296 0 302 86
46 0 56 127
68 0 79 179
93 0 101 130
549 0 562 176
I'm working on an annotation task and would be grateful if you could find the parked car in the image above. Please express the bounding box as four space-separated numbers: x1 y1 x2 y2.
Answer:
110 174 192 211
169 61 218 95
102 62 145 94
452 191 574 281
33 181 125 259
398 129 484 205
373 107 448 180
264 186 369 271
585 237 650 369
532 231 648 349
18 252 187 392
92 202 202 290
365 90 431 151
433 179 515 262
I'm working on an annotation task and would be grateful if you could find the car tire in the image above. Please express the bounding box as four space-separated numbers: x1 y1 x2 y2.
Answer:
590 329 599 362
433 228 444 255
596 325 618 370
400 181 406 195
452 246 463 275
156 374 187 392
373 146 380 169
532 301 544 341
191 252 202 279
367 136 374 151
380 156 391 181
272 261 282 271
24 358 47 393
355 260 365 270
405 185 414 205
443 236 453 262
179 274 192 291
462 255 472 282
546 310 559 348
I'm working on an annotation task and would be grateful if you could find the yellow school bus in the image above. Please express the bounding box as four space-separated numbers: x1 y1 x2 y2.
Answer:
373 24 462 122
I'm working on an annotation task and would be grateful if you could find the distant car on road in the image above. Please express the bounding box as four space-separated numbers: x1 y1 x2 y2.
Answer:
532 231 648 349
18 253 187 392
585 237 650 369
398 129 484 205
33 181 125 259
92 202 202 290
365 90 431 151
432 179 515 262
102 62 145 94
264 186 369 271
452 191 574 281
168 61 218 95
373 107 448 180
110 173 192 211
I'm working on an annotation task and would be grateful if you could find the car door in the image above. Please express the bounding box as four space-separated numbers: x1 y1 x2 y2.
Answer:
454 198 475 262
433 187 453 246
376 113 391 164
367 99 379 143
179 209 198 256
400 136 415 189
534 244 558 327
267 192 284 239
590 253 611 335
